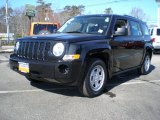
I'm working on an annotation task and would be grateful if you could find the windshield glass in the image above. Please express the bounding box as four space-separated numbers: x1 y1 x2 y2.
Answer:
58 16 110 35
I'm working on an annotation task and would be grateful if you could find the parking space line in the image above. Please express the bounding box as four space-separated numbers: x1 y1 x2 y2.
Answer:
0 80 160 94
0 87 73 94
107 79 160 86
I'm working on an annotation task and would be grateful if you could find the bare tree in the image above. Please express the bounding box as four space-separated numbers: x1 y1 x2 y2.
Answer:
104 8 113 14
55 5 85 24
0 2 86 38
35 0 54 22
0 5 28 40
11 7 29 38
64 5 85 17
0 6 13 33
129 7 146 20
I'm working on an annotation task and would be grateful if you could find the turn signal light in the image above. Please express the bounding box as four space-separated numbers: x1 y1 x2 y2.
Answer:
63 54 80 61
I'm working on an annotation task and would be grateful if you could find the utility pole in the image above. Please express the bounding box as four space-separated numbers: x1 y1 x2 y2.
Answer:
156 0 160 26
5 0 9 44
158 3 160 26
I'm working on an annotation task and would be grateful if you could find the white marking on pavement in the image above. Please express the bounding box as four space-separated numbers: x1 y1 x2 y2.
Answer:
107 79 160 86
0 80 160 94
0 87 73 94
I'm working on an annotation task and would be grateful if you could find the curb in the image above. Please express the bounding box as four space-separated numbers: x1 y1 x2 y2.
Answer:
0 46 14 53
0 49 14 53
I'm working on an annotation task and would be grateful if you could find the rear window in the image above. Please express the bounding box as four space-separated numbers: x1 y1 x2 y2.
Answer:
157 29 160 35
141 24 149 35
130 21 142 36
33 24 58 35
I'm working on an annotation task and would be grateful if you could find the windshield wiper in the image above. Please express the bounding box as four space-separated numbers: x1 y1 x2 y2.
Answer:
66 31 81 33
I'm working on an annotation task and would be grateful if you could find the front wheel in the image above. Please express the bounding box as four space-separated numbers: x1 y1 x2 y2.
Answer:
139 53 151 75
79 59 107 97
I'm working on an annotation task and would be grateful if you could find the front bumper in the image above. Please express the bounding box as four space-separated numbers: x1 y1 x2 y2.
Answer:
153 43 160 49
9 54 84 86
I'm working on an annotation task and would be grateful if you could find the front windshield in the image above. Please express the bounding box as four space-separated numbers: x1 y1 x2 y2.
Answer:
58 16 110 35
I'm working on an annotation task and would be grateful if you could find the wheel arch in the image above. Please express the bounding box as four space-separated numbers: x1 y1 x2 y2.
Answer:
141 45 153 65
84 48 113 79
146 46 153 59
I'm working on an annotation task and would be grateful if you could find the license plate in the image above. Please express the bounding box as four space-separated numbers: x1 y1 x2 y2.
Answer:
18 62 29 73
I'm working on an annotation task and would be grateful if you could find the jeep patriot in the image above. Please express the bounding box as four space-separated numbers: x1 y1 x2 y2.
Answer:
10 14 153 97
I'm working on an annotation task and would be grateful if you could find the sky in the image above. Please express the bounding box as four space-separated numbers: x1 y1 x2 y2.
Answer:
0 0 159 25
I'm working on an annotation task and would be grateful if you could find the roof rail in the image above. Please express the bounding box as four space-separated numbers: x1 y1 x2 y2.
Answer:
123 15 137 19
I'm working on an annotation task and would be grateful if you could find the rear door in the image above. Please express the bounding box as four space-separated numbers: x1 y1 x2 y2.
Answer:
129 20 144 66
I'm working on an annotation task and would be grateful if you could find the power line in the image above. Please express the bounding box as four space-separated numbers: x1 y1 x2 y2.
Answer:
87 0 141 7
85 0 130 7
54 0 141 11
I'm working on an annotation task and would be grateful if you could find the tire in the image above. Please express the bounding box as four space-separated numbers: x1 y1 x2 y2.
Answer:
139 53 151 75
25 76 42 83
79 59 107 97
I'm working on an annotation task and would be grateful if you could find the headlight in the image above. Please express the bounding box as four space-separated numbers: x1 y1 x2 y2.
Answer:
15 42 20 51
52 43 65 57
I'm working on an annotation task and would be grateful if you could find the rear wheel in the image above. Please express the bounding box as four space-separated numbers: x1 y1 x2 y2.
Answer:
79 59 107 97
139 53 151 75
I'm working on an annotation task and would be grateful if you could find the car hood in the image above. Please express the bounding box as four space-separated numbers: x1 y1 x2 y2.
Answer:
18 33 106 43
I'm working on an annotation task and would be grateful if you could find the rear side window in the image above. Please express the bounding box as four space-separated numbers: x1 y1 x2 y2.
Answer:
150 29 153 35
141 24 150 35
130 21 142 36
157 29 160 35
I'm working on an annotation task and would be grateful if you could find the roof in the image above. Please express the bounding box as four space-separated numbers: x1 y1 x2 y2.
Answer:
75 14 144 23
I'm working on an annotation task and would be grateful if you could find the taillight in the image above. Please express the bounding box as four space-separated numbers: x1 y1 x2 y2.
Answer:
152 38 155 42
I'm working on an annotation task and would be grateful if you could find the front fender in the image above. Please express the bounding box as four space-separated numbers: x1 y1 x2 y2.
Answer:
78 39 113 84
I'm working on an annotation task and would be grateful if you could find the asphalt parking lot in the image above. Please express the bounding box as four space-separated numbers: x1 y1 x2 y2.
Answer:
0 53 160 120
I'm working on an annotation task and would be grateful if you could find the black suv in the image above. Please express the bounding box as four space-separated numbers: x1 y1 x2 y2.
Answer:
10 14 153 97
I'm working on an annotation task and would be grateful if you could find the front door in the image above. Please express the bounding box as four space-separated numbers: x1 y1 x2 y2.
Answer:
110 19 135 73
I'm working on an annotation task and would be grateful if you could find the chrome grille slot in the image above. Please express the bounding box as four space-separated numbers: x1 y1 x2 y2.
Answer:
43 42 51 61
24 42 29 58
34 42 39 60
38 42 44 60
28 42 33 59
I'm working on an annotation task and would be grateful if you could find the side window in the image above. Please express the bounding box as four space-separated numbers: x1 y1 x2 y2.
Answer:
151 29 153 35
149 29 153 35
156 29 160 36
114 19 128 35
130 21 142 36
141 24 150 35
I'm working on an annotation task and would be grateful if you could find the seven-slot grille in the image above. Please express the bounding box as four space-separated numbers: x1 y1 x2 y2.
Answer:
16 41 51 61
